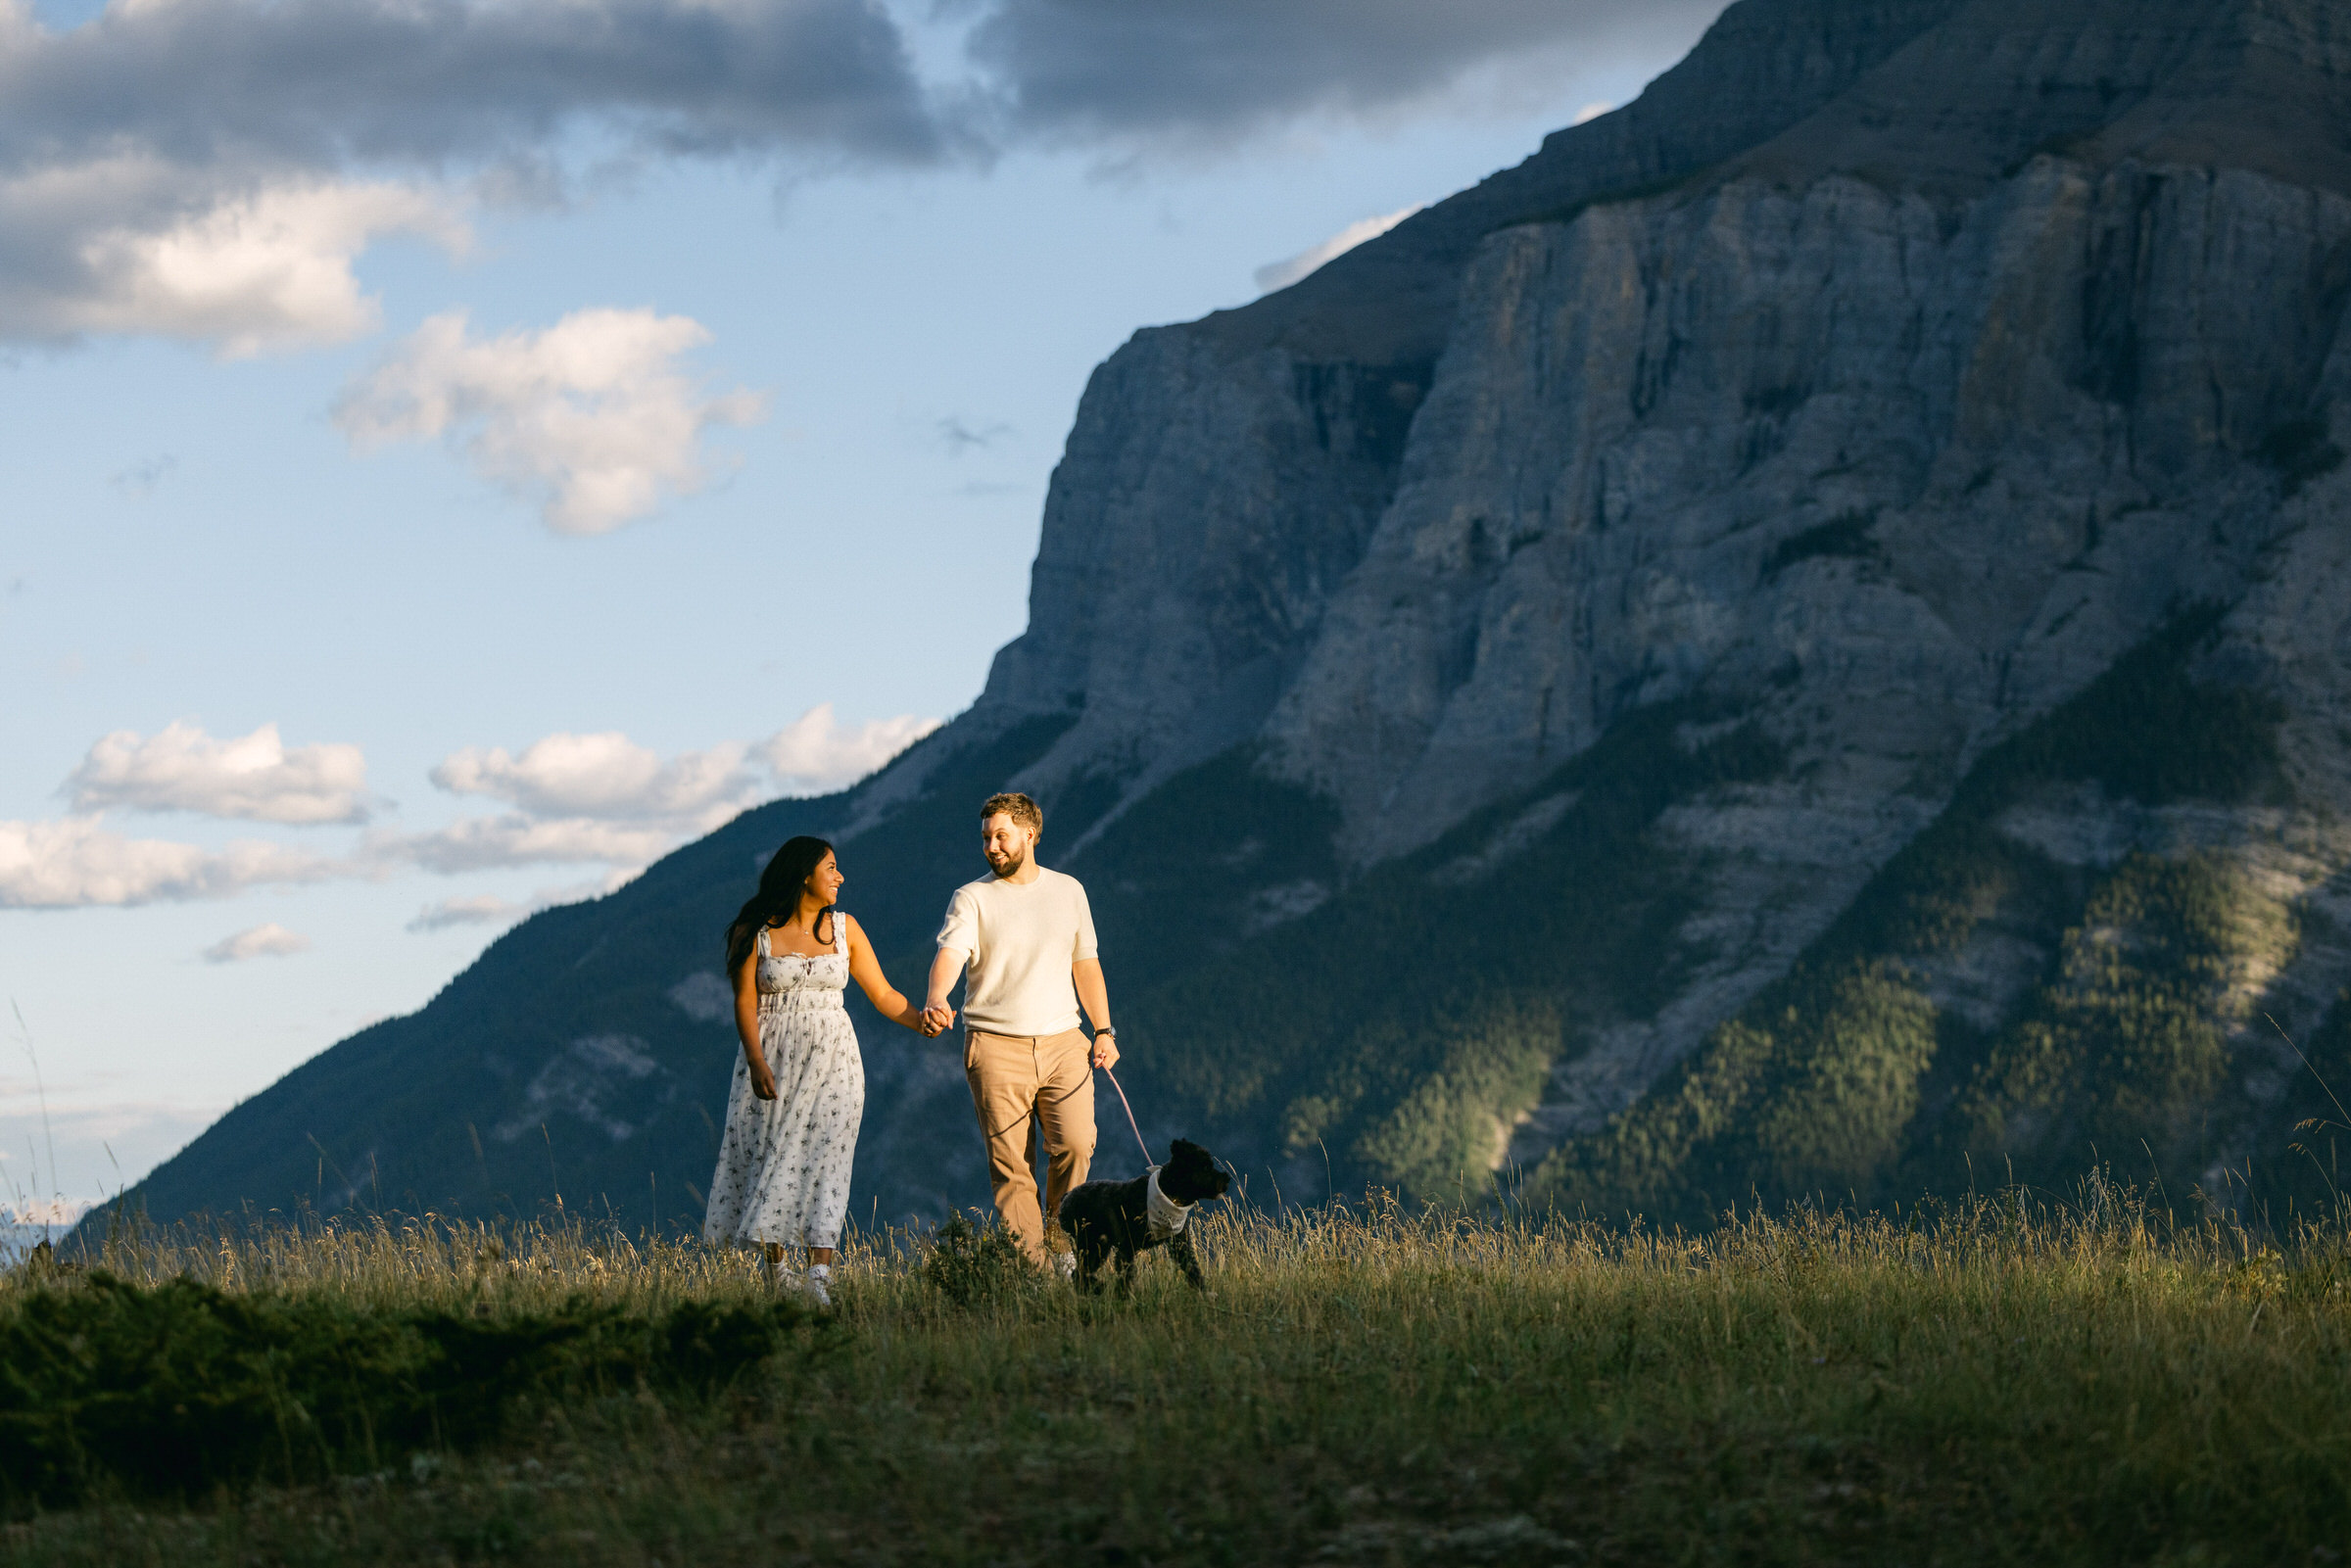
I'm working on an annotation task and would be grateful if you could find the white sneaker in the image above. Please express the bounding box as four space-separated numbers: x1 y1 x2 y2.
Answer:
1053 1251 1077 1282
803 1262 834 1309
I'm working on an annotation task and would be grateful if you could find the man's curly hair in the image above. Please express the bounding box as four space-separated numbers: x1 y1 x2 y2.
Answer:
980 791 1042 833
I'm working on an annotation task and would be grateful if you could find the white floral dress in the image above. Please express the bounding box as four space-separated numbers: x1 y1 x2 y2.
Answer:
702 916 865 1250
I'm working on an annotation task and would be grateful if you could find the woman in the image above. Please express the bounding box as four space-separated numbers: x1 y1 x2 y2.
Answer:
703 834 937 1305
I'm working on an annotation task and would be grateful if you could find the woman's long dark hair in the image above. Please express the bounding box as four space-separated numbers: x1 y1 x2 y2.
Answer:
725 835 836 973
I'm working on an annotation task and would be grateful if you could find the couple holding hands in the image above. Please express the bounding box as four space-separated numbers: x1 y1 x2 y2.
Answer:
700 791 1118 1303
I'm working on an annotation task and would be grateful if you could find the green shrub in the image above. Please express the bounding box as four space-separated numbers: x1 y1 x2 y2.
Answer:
1349 994 1560 1199
919 1211 1035 1308
12 1196 2351 1567
2266 989 2351 1212
1761 508 1881 578
1961 852 2296 1183
1972 604 2285 808
1111 708 1782 1201
0 1273 812 1512
1542 960 1939 1218
2259 416 2345 498
1531 607 2293 1224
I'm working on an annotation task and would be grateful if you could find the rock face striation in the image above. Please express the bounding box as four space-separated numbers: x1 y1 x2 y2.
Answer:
103 0 2351 1237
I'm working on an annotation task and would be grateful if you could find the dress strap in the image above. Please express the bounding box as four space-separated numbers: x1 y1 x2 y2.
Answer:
832 908 848 956
756 926 769 959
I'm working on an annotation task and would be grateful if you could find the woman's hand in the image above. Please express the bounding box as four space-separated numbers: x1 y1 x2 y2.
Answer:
843 914 955 1037
733 948 771 1093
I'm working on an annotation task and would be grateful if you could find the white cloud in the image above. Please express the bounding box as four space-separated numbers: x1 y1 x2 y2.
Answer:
334 308 768 534
388 706 932 897
199 922 310 964
0 0 1719 357
111 453 176 496
759 703 940 794
1572 99 1617 125
936 415 1013 453
0 163 466 356
1253 204 1421 294
417 706 935 837
4 1197 93 1228
0 1 947 213
0 817 341 909
66 720 371 825
406 892 531 931
5 704 936 915
405 878 609 932
372 814 680 876
969 0 1728 149
0 1089 231 1209
667 971 734 1022
0 0 946 355
431 732 755 820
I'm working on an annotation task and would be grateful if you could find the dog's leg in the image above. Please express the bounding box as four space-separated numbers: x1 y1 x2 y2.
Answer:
1112 1244 1138 1299
1171 1226 1208 1292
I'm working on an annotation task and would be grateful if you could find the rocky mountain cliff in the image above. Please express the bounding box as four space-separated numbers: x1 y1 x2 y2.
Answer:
101 0 2351 1239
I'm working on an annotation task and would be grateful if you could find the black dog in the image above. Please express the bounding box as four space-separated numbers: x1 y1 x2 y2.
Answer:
1056 1138 1230 1293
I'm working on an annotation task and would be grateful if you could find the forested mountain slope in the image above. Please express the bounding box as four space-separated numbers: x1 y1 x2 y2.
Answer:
100 0 2351 1237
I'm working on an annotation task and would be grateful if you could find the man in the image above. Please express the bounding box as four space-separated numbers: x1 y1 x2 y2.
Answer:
925 791 1119 1269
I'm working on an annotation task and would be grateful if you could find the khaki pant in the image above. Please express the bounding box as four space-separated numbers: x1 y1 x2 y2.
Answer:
964 1026 1095 1262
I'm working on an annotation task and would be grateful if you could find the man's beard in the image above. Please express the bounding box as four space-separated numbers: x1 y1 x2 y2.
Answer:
985 845 1029 877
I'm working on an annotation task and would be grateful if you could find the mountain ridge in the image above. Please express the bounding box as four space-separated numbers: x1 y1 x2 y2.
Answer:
92 0 2351 1241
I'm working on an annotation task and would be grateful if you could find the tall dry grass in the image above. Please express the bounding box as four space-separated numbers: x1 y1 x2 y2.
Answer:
6 1176 2349 1565
36 1201 778 1314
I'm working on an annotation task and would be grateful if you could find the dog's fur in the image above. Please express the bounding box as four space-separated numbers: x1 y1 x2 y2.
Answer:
1056 1138 1230 1293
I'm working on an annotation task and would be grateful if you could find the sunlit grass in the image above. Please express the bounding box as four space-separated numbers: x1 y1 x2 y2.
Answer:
6 1177 2349 1565
38 1201 778 1314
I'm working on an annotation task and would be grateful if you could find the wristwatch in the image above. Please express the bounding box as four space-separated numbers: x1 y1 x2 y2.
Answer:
1095 1025 1116 1036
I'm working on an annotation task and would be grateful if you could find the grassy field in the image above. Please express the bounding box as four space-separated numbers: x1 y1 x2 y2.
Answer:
4 1181 2348 1566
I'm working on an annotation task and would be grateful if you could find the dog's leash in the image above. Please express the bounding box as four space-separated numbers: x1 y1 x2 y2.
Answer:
1100 1060 1152 1164
1105 1055 1246 1236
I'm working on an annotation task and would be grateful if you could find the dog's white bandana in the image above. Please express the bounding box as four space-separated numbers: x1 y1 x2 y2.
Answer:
1145 1166 1194 1242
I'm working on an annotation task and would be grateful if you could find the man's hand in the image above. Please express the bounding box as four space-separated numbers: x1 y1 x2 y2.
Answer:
926 948 966 1044
1073 958 1117 1069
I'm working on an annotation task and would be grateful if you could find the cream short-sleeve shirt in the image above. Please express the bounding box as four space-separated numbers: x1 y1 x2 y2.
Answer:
935 867 1100 1036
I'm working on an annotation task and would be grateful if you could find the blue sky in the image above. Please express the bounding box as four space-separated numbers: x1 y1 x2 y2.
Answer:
1 0 1724 1213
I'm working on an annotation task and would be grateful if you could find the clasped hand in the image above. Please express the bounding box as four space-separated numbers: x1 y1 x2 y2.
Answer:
918 1002 954 1038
